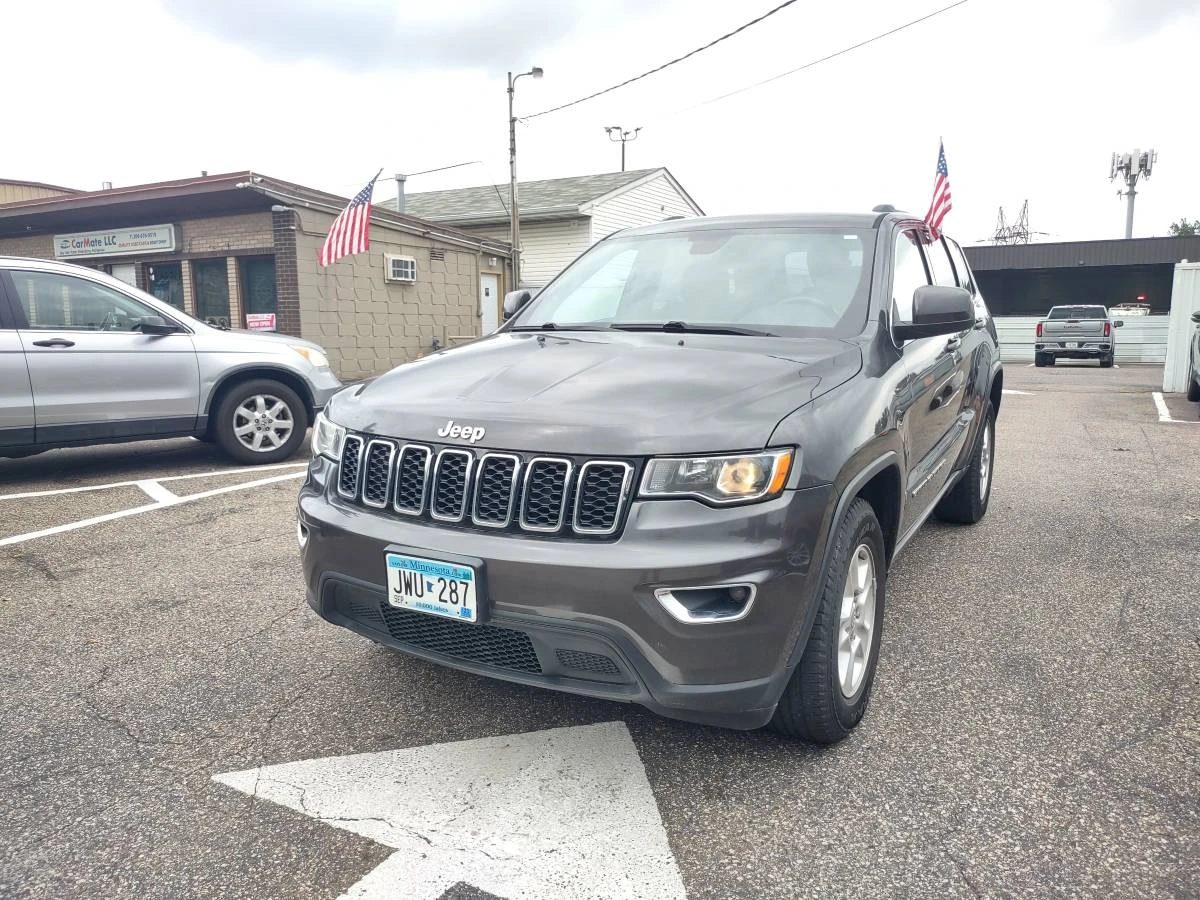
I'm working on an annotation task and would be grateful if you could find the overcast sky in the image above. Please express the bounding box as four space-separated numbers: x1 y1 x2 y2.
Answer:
3 0 1197 242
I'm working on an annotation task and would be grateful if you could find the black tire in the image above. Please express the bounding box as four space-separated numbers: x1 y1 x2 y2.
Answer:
1045 354 1056 366
1034 353 1046 368
935 401 995 525
212 378 308 465
769 499 887 744
1187 376 1200 402
1099 354 1114 368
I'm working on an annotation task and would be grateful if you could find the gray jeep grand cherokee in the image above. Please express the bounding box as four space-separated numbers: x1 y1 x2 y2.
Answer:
299 211 1002 743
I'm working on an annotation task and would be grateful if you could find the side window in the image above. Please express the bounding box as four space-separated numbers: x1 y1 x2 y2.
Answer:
891 229 929 323
944 238 990 320
924 238 957 287
10 271 160 331
547 248 636 323
943 239 975 293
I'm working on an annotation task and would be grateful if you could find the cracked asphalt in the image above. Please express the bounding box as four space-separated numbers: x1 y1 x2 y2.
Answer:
1 365 1197 899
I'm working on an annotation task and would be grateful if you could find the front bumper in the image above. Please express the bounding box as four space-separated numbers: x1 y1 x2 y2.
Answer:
298 455 832 729
307 369 344 410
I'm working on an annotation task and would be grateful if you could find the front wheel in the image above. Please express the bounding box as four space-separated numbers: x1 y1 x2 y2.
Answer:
1187 376 1200 402
769 499 886 744
213 379 308 464
935 401 995 525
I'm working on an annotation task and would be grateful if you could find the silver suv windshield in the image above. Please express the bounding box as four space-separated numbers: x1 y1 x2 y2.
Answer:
512 227 876 338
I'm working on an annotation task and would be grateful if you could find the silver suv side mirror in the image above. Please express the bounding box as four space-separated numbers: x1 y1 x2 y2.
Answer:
503 290 532 320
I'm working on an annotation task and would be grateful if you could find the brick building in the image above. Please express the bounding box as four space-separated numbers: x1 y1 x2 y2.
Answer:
0 172 512 380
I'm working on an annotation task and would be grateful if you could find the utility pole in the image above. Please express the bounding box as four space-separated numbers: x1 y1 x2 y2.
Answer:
1110 148 1157 239
605 126 642 172
507 67 543 289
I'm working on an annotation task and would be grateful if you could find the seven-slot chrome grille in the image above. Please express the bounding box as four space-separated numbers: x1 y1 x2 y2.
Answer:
337 436 634 539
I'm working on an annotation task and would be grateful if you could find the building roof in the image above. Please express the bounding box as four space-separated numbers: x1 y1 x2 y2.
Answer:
0 171 511 255
382 168 700 225
0 177 80 198
964 235 1200 271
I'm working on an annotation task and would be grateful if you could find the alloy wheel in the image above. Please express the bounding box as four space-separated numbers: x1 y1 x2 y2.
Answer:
837 543 877 698
233 394 294 453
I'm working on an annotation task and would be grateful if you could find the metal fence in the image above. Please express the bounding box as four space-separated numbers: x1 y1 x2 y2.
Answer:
992 315 1169 364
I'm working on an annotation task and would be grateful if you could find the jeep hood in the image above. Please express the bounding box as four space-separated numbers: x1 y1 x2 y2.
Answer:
329 331 861 456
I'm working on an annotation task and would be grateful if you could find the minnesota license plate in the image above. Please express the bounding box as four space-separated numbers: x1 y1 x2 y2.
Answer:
385 553 478 623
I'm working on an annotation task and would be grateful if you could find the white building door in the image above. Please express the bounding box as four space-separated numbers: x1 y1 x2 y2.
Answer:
480 273 500 334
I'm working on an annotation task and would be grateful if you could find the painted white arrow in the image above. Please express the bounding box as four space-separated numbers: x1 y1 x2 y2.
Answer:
213 721 687 900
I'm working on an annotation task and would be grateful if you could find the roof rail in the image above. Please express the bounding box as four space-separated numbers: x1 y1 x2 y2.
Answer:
872 204 897 213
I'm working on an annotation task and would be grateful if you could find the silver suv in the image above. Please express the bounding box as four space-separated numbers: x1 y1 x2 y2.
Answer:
0 256 341 463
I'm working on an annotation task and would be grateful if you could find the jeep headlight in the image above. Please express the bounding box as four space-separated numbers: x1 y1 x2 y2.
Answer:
639 449 794 505
311 412 346 460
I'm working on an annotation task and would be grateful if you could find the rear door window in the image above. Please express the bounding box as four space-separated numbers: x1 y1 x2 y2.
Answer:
923 238 957 288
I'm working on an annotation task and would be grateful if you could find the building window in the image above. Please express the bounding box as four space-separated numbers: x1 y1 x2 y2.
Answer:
147 262 184 310
385 255 417 283
239 256 277 328
193 258 230 326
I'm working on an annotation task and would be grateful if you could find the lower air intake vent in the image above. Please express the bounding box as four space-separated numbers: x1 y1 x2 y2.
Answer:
377 604 542 673
555 648 621 675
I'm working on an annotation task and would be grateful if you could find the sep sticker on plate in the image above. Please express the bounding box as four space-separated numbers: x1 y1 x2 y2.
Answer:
386 553 478 623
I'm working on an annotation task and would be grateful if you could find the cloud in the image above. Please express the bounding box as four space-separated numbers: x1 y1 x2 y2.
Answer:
1106 0 1198 37
159 0 662 73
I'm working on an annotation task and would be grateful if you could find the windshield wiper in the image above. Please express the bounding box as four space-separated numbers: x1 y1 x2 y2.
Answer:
510 322 614 332
610 321 775 337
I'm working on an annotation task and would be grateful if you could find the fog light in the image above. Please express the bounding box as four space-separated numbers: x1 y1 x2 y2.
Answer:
296 520 309 549
654 583 757 624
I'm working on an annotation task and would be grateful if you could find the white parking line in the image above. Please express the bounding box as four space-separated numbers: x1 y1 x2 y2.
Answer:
135 480 180 505
0 471 305 548
1002 389 1033 395
1150 391 1198 424
0 461 306 501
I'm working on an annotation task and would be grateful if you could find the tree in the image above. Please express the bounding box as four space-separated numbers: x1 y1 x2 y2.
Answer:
1168 218 1200 237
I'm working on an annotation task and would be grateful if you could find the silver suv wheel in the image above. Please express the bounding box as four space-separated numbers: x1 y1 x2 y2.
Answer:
838 543 877 698
233 394 295 453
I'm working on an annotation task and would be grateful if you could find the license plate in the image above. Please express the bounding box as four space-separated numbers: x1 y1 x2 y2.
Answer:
1067 342 1079 349
386 552 478 623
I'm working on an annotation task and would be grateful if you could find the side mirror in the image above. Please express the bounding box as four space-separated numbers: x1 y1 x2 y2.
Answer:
1112 318 1125 327
503 290 532 320
1191 311 1200 324
893 286 975 341
136 316 179 335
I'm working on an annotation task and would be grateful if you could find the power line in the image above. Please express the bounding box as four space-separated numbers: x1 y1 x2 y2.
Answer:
519 0 802 122
656 0 972 121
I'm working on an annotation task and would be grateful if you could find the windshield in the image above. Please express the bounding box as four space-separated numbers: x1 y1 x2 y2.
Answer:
1048 306 1107 320
512 227 876 338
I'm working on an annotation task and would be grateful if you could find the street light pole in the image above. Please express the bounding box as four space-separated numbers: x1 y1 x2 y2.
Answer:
508 67 542 290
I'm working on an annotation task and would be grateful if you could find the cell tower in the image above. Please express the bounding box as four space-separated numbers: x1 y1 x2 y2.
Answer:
1110 148 1156 238
991 200 1032 244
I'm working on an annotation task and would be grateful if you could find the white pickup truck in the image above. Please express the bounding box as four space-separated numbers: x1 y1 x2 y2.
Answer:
1034 305 1123 368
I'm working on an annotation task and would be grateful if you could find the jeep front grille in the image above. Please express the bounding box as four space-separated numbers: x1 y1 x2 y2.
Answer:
335 437 634 539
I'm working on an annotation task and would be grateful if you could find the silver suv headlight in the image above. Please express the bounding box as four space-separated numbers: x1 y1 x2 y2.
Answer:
639 448 795 505
311 412 346 460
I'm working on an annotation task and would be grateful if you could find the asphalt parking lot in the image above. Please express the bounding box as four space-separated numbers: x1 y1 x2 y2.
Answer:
1 365 1197 899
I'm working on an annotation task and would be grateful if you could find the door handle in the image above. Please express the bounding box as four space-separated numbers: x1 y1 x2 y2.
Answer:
944 336 962 353
31 338 76 348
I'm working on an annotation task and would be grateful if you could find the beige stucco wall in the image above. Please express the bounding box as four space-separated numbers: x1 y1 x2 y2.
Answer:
293 207 505 381
0 182 75 205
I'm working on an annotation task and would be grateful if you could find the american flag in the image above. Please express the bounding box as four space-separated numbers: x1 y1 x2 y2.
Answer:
318 171 380 267
923 142 952 239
